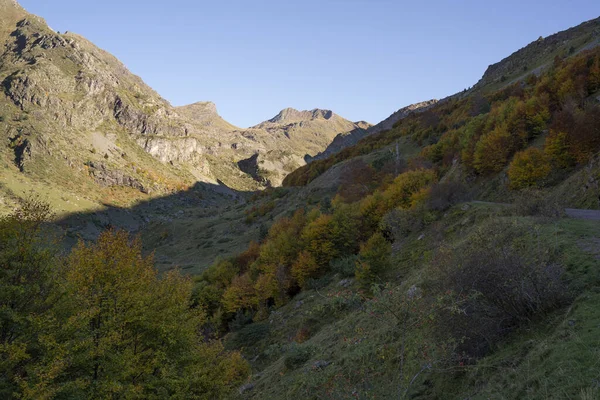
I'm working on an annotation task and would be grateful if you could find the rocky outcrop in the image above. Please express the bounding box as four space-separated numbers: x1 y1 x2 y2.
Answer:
86 161 147 193
257 107 334 126
137 136 207 163
175 101 239 131
8 132 30 172
237 153 270 186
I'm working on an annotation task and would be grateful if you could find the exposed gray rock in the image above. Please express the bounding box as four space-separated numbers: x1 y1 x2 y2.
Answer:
238 383 254 394
86 161 146 193
313 360 330 370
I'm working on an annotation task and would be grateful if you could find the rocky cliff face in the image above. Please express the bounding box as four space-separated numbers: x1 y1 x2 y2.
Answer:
239 108 370 185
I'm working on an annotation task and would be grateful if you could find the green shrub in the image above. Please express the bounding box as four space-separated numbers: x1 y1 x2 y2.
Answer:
330 255 358 278
426 181 470 211
380 208 423 241
227 322 270 350
284 344 313 370
513 189 563 218
430 219 569 359
355 232 392 287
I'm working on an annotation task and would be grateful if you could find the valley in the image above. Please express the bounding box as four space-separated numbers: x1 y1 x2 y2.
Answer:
1 0 600 398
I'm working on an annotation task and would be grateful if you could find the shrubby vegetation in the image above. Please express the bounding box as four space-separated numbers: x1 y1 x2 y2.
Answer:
429 219 569 360
0 199 249 399
284 48 600 189
188 46 600 398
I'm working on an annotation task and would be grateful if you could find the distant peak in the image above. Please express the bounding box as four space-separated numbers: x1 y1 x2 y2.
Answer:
268 107 335 124
177 101 218 115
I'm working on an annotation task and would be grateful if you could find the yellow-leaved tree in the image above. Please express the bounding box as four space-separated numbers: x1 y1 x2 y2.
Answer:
508 147 552 189
17 230 249 399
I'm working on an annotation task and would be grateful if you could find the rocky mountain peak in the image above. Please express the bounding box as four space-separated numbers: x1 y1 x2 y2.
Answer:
177 101 218 118
265 107 335 126
175 101 239 131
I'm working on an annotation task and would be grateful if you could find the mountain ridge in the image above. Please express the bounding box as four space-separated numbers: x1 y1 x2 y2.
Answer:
0 2 368 211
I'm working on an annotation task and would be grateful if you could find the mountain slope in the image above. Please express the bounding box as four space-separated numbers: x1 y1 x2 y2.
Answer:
0 0 365 214
308 99 437 162
237 108 370 185
475 16 600 91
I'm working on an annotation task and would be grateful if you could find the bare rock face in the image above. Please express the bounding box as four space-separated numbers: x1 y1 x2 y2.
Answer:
86 161 147 193
257 107 335 126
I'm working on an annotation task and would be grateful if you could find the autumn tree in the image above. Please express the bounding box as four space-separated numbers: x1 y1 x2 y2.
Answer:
473 125 518 174
291 251 320 288
17 230 249 399
0 198 58 398
355 233 392 287
508 147 552 189
544 130 576 169
222 273 257 313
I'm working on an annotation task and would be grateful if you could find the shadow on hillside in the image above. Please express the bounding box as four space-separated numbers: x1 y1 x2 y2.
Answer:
304 126 369 163
53 180 254 249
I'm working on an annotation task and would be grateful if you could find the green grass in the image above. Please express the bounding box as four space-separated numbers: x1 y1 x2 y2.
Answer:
224 204 600 399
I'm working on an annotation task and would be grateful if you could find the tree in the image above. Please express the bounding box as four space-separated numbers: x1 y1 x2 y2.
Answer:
19 230 249 399
222 273 257 313
291 251 320 288
544 130 576 169
381 169 437 211
301 214 337 267
473 125 517 174
0 198 58 398
508 147 552 189
355 233 392 287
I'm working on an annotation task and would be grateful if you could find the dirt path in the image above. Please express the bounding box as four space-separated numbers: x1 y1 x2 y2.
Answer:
565 209 600 221
472 201 600 221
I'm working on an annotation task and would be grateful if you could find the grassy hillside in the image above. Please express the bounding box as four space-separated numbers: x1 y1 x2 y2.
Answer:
187 44 600 399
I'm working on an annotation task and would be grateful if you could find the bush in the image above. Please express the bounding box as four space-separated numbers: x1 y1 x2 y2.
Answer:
430 219 569 359
508 147 552 189
330 255 359 278
284 344 313 370
513 189 563 218
292 250 321 288
227 322 270 350
380 208 423 241
426 180 471 211
355 233 392 287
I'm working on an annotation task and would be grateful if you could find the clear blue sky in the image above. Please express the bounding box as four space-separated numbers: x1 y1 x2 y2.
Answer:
18 0 600 128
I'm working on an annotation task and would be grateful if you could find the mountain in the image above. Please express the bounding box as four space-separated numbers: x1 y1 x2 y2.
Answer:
474 16 600 91
0 0 364 214
308 99 437 162
239 108 370 185
2 3 600 399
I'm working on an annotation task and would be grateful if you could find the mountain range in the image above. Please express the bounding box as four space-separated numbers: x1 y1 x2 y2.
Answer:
0 0 372 214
